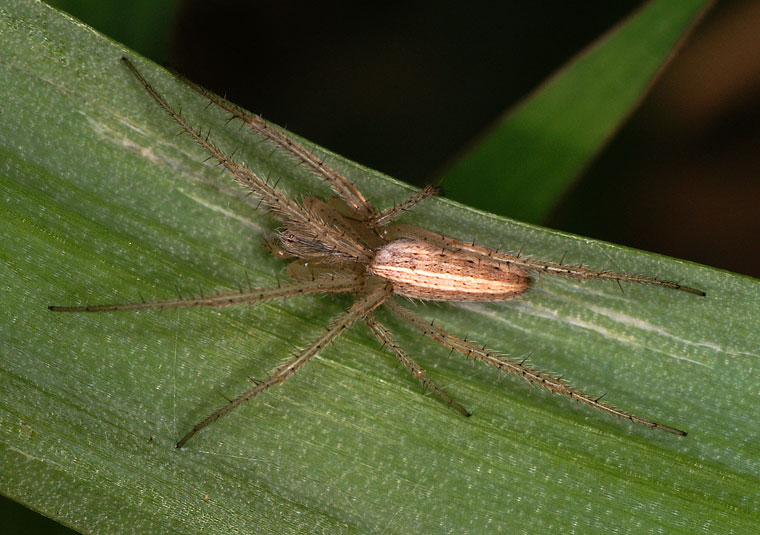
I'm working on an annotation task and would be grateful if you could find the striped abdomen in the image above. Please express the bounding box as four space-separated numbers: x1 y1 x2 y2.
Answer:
370 239 531 301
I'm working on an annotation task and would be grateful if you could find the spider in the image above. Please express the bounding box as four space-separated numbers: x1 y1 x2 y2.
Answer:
50 57 705 448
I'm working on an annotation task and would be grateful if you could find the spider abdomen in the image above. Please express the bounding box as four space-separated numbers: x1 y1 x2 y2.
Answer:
370 239 532 301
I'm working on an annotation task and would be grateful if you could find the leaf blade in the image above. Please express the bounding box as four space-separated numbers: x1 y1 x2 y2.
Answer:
440 0 713 222
1 2 758 535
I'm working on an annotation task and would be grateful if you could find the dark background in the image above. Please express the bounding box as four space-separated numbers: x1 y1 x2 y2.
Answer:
7 1 759 533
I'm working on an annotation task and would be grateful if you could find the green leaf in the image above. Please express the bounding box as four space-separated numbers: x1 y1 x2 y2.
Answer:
1 2 758 534
440 0 713 223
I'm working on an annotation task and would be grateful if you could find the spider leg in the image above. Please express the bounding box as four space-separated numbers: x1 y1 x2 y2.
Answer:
385 299 686 436
365 314 470 417
176 282 393 447
49 276 362 312
123 58 374 263
122 57 311 224
369 185 441 228
167 67 374 218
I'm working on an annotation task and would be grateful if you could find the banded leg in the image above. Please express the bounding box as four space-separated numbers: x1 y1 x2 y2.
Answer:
365 314 470 417
385 299 686 436
169 68 374 218
49 276 363 313
176 282 393 447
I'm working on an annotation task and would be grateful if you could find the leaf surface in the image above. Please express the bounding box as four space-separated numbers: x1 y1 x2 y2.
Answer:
1 2 758 534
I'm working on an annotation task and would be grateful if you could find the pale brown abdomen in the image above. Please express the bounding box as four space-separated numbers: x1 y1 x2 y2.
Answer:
369 239 531 301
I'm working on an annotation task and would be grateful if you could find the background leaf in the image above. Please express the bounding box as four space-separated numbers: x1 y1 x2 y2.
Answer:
45 0 179 63
1 1 758 534
439 0 712 222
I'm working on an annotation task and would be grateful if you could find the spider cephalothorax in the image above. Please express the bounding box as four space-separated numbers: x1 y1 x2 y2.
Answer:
49 58 704 447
